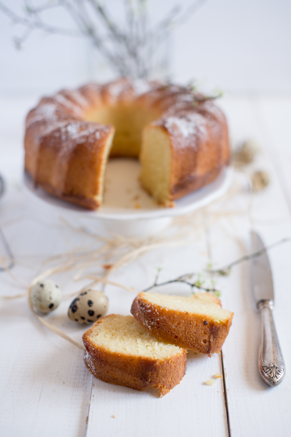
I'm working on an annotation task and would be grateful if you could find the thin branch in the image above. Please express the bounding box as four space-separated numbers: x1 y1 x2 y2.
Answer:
0 0 208 78
147 0 208 52
143 236 291 294
149 83 224 105
13 26 33 49
143 278 216 293
0 2 80 36
210 236 291 276
169 0 208 28
24 1 59 14
88 0 144 77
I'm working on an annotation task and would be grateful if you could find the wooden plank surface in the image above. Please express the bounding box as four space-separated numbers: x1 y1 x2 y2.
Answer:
211 97 291 436
1 95 291 436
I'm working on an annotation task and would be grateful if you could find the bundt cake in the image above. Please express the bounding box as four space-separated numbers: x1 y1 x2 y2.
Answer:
24 78 230 209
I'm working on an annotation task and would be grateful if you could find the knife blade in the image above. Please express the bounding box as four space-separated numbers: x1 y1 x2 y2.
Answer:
250 231 285 387
0 174 4 199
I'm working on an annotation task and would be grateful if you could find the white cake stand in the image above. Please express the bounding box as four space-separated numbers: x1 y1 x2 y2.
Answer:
23 159 233 237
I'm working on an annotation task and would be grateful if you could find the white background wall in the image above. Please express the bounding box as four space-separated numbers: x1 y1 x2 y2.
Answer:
0 0 291 98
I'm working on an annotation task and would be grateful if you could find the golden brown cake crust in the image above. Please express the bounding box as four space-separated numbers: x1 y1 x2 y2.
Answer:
25 118 115 209
82 315 187 397
148 99 230 202
24 78 230 209
131 292 234 355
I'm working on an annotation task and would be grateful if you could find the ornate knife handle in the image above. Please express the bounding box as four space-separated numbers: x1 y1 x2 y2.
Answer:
257 300 285 387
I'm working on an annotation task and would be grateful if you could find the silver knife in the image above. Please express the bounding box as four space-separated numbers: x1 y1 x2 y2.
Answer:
250 231 285 387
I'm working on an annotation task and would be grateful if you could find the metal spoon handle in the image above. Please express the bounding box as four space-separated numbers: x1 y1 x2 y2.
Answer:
258 300 285 387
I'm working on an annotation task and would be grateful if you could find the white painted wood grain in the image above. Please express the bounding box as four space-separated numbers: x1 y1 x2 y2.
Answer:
254 98 291 213
0 202 100 437
207 98 291 437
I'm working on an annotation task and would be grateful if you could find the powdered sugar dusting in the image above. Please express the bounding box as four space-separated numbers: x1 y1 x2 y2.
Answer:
26 80 216 160
54 121 108 143
63 89 89 107
103 79 155 100
41 121 69 137
46 121 110 161
106 81 128 98
131 79 153 96
164 116 197 138
26 103 63 128
54 93 83 115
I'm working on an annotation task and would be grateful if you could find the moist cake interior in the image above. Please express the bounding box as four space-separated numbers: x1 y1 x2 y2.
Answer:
84 103 171 203
85 104 160 157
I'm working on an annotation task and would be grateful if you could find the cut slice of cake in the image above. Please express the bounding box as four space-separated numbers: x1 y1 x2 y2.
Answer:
131 292 234 355
82 314 186 397
139 123 173 206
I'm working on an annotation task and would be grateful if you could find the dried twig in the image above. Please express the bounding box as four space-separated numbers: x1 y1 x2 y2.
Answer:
0 0 208 78
143 272 217 293
211 236 291 276
143 236 291 294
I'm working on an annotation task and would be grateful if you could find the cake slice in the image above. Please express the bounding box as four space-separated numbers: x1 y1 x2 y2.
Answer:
131 292 234 355
82 314 186 397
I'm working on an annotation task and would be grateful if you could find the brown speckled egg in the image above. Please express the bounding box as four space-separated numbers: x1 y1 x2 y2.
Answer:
68 289 109 324
31 279 62 314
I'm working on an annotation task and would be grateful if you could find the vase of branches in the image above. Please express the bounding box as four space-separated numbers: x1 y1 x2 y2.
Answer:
0 0 207 82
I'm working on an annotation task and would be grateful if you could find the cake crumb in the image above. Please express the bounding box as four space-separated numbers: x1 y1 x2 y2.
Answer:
213 373 222 379
134 203 141 209
204 379 216 386
132 194 140 201
103 264 112 270
111 415 115 419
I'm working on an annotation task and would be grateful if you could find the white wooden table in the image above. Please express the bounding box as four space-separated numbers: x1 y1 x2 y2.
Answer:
1 95 291 437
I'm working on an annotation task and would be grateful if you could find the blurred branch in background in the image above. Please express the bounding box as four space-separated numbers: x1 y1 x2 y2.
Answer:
0 0 207 79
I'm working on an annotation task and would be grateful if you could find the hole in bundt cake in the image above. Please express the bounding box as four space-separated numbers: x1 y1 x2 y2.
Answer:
84 103 173 206
85 105 159 158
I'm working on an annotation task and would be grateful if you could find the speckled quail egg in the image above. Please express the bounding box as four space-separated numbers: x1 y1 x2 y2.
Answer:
68 289 109 324
31 279 62 314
